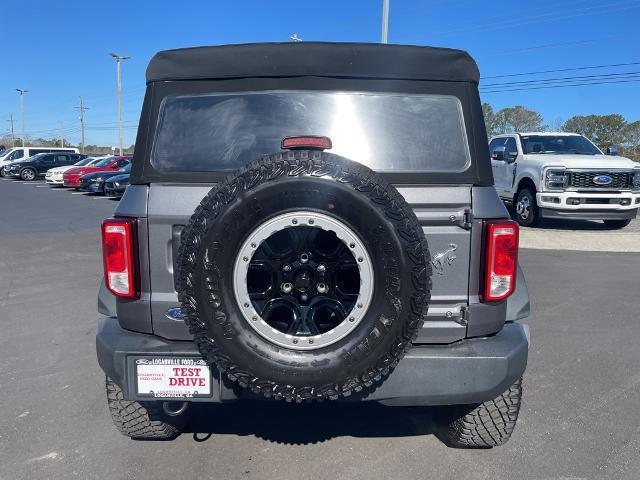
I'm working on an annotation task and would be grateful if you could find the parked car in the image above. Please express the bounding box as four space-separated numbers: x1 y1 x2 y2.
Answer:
103 169 131 198
0 147 79 177
489 132 640 228
45 156 107 186
63 156 129 188
96 43 530 447
78 164 131 194
5 152 86 181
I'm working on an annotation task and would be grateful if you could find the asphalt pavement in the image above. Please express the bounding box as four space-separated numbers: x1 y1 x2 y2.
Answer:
1 178 639 480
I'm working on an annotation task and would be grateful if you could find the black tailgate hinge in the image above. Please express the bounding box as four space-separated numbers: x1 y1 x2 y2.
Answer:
459 306 470 326
463 209 473 230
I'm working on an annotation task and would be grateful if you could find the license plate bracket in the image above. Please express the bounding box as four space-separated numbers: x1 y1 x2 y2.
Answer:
133 357 212 399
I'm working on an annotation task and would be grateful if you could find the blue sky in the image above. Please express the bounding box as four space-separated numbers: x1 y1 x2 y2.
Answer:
2 0 639 146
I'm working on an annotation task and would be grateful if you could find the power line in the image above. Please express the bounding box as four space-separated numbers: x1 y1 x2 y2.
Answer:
432 0 640 38
481 71 640 88
476 33 638 58
482 61 640 79
75 97 89 154
481 78 640 94
7 114 15 147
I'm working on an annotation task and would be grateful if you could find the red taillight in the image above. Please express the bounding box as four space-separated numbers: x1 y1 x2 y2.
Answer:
281 136 332 150
102 217 139 299
482 220 519 303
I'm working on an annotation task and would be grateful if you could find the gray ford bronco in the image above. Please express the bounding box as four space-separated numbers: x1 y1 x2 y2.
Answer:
96 42 530 447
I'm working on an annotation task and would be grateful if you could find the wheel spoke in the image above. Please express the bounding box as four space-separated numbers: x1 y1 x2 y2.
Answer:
286 307 321 336
286 227 310 252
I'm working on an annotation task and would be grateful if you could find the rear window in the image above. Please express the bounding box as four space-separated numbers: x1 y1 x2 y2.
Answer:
151 91 471 172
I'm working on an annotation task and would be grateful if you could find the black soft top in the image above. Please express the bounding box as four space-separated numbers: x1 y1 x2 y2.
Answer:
146 42 479 84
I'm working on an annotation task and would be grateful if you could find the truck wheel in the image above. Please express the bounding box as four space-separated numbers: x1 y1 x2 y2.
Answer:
105 376 190 440
437 378 523 448
177 151 431 402
603 219 631 229
20 168 36 181
514 188 539 227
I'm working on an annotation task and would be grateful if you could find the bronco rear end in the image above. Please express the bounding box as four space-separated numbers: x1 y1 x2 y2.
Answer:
96 42 530 447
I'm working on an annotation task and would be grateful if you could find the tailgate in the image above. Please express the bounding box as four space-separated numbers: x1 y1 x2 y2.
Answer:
146 184 472 342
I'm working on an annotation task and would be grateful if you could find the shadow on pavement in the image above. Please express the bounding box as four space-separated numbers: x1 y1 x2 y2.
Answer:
184 401 440 445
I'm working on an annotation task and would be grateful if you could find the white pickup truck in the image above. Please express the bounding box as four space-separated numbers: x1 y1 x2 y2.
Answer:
489 132 640 228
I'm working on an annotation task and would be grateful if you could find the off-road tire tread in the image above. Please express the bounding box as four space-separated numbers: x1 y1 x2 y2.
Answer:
105 376 183 440
442 378 523 448
176 151 431 403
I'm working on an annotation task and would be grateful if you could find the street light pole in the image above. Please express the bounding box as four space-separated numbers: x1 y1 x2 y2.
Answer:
381 0 390 44
109 53 130 156
16 88 29 147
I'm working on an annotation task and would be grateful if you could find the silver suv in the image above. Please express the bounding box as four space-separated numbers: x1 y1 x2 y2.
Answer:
96 42 530 448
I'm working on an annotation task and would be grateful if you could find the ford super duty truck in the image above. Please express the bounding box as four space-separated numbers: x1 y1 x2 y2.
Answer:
489 132 640 228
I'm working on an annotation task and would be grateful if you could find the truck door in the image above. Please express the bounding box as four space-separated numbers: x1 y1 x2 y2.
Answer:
490 137 518 198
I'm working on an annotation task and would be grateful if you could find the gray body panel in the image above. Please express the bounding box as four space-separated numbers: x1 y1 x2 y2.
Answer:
96 316 528 406
108 184 520 343
143 184 477 342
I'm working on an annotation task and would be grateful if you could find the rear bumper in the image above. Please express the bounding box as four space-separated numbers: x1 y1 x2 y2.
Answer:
96 317 529 406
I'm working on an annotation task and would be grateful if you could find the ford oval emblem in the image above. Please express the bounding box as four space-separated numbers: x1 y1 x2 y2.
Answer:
165 307 186 322
593 174 613 186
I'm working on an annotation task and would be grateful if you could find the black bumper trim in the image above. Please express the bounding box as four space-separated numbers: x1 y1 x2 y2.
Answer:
96 317 529 406
539 207 638 220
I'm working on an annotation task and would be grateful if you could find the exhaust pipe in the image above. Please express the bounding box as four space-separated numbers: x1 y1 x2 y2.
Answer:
162 401 189 417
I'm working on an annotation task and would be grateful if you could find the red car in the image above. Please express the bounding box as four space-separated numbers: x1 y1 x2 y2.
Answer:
63 156 130 188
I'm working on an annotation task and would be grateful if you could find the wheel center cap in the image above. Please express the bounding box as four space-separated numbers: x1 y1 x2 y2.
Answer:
294 270 314 292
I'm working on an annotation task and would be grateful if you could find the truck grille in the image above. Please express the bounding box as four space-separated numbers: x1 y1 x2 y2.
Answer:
568 171 631 190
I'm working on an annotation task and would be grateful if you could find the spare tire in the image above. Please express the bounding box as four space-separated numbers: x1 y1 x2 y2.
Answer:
176 150 431 402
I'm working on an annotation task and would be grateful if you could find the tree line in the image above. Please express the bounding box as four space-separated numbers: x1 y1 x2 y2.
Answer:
483 103 640 161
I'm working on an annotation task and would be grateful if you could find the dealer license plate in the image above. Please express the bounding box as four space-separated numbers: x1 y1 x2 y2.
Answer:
135 357 212 399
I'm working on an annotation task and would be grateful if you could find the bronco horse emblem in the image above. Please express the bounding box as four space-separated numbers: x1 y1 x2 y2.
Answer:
432 244 458 275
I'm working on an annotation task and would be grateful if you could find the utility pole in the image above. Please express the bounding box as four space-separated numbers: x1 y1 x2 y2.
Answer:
7 114 15 147
75 96 88 154
60 121 64 148
16 88 29 147
109 52 130 156
381 0 390 44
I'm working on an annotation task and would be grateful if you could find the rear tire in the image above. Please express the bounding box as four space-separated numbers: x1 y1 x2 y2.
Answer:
20 168 36 181
513 188 539 227
105 376 190 440
603 219 632 229
437 378 523 448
